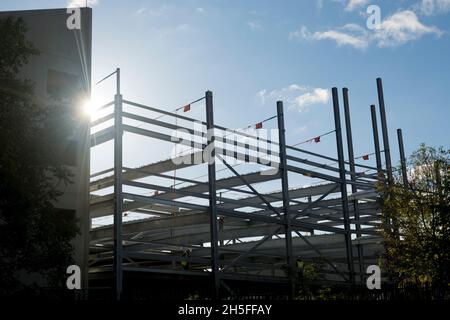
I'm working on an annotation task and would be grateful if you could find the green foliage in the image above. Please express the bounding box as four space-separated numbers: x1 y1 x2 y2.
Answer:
294 258 332 300
381 144 450 297
0 17 79 296
0 17 39 78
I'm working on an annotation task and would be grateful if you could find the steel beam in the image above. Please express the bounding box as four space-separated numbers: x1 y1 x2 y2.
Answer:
376 78 393 183
342 88 364 283
294 231 348 282
291 185 339 220
332 87 355 285
370 105 383 173
205 91 220 298
222 227 282 272
113 68 123 300
397 129 408 186
217 155 282 217
276 101 295 297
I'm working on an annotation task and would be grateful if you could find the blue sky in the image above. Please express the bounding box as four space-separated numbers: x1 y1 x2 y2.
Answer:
2 1 450 207
3 0 448 155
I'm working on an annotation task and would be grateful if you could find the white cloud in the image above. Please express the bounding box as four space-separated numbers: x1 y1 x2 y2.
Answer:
258 85 330 112
290 10 442 50
247 21 264 31
312 29 368 49
342 23 366 32
289 26 310 40
345 0 369 12
291 25 369 50
67 0 99 7
415 0 450 15
294 88 330 109
288 84 307 91
196 7 205 13
373 10 443 47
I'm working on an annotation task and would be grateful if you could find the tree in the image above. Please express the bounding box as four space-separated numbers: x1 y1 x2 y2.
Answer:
0 16 79 296
381 144 450 298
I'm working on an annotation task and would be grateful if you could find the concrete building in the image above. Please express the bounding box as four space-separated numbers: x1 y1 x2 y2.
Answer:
0 8 92 288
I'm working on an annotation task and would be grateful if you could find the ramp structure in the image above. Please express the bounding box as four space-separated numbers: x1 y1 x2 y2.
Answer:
88 70 408 299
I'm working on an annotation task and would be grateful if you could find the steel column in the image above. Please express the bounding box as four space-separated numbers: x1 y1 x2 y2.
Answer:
277 101 295 298
113 68 123 300
332 87 355 285
397 129 408 186
205 90 220 299
370 105 383 173
376 78 393 183
342 88 364 283
377 79 400 238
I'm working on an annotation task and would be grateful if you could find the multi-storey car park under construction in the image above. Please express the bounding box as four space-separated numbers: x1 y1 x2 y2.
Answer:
0 6 428 302
2 7 406 300
88 69 408 300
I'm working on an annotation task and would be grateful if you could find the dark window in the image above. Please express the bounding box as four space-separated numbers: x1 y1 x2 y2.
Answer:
56 139 78 167
53 208 77 226
47 69 82 100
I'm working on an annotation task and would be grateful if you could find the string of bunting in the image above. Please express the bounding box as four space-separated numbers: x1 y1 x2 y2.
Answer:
254 115 277 130
172 115 277 188
224 114 277 132
300 151 382 178
176 113 277 159
291 129 336 147
173 96 208 113
355 150 387 161
355 152 373 161
133 96 206 130
153 96 205 121
219 114 276 143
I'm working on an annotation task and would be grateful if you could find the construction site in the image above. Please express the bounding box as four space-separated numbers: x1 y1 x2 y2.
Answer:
2 3 449 307
88 70 407 300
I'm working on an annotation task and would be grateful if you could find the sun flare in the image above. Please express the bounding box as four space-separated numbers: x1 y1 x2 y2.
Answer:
82 94 107 119
82 98 97 116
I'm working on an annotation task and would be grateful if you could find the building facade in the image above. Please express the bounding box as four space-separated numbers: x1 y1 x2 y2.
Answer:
0 7 92 288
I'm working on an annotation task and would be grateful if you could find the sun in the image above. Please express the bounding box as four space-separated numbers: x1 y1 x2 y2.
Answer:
82 94 104 119
82 98 96 116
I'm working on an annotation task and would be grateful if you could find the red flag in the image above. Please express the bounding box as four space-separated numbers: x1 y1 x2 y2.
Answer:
255 122 263 129
362 154 369 160
183 104 191 112
314 136 321 143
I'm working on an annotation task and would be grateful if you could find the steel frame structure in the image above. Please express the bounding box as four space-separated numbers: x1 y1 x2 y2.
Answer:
88 71 409 300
